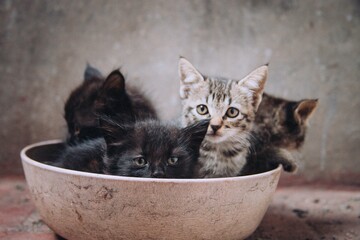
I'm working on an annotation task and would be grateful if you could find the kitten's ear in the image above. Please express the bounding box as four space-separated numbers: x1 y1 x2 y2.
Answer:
100 69 126 97
99 115 132 145
294 99 318 125
180 119 210 152
178 57 205 99
238 65 268 111
84 63 103 81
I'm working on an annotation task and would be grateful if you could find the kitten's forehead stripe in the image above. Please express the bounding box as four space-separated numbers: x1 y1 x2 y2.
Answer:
228 79 234 91
208 78 213 95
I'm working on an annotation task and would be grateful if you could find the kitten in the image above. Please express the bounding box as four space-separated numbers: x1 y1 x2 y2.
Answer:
53 117 210 178
254 93 318 150
64 64 157 144
178 57 267 178
240 93 318 175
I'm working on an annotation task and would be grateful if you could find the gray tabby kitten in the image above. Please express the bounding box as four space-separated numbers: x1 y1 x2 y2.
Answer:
179 57 268 178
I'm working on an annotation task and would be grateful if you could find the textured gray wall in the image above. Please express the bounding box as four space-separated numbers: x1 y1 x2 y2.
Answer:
1 0 359 182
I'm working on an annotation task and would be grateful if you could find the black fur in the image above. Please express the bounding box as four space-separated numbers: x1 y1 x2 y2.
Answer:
241 142 297 175
64 65 157 145
241 127 297 175
53 118 210 178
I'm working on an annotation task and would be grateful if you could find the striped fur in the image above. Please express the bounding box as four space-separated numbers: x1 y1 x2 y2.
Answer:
179 57 268 178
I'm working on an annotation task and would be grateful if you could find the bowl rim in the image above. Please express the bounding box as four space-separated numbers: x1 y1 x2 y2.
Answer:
21 139 282 183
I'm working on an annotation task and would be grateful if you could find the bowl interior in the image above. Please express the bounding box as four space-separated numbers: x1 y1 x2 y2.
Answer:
22 140 280 181
25 141 65 164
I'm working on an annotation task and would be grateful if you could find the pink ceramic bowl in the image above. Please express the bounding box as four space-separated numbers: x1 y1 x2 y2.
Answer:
21 140 281 240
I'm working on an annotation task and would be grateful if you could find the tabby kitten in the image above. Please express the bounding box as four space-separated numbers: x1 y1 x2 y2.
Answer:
242 90 318 175
179 57 268 178
254 93 318 150
64 65 157 144
54 117 210 178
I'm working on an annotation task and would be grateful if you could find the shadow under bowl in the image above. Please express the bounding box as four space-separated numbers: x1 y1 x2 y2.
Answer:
21 140 282 240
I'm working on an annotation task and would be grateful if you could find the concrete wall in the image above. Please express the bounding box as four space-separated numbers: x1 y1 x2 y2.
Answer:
1 0 359 182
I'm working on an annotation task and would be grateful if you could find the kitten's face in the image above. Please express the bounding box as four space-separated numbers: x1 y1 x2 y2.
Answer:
64 66 103 143
256 93 318 149
64 66 133 144
101 119 209 178
178 57 268 143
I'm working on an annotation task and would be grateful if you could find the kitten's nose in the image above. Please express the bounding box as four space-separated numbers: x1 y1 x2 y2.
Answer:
152 169 165 178
210 117 223 133
211 125 221 133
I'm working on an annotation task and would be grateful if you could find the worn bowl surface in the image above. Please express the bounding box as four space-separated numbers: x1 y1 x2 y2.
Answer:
21 140 281 240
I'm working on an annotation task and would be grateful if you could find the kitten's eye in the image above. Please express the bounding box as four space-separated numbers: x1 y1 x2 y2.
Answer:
226 107 240 118
196 105 209 115
133 157 147 167
167 157 179 166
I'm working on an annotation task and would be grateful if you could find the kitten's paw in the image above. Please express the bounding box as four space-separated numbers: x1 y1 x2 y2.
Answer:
277 149 298 173
282 160 298 173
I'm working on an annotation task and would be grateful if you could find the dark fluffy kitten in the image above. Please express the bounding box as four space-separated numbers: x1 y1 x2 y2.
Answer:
241 93 318 175
64 65 157 144
53 118 210 178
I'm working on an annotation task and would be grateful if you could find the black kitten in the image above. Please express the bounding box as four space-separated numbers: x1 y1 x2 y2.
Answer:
64 65 157 144
53 118 210 178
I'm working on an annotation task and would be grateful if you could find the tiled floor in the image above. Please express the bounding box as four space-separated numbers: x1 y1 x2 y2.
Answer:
248 184 360 240
0 176 359 240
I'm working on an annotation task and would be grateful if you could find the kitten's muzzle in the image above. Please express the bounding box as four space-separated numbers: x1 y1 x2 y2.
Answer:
210 125 221 133
209 117 223 134
151 169 165 178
